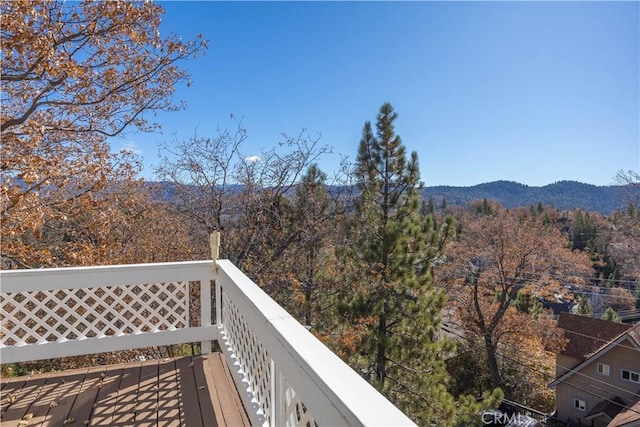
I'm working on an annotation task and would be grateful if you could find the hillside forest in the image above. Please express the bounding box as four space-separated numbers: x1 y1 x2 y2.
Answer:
2 2 639 425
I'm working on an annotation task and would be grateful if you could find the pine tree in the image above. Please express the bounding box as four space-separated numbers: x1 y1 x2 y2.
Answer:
513 291 543 317
482 198 492 215
288 164 332 327
341 103 499 424
420 197 436 218
573 210 597 251
576 295 593 315
601 307 622 323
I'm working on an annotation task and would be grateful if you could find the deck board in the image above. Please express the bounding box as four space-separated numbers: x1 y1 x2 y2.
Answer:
0 353 248 427
135 360 160 426
111 362 142 426
1 373 50 424
89 364 126 426
35 369 87 426
175 356 204 427
40 369 83 426
205 353 250 427
0 378 26 413
59 365 108 426
156 359 181 427
192 356 218 426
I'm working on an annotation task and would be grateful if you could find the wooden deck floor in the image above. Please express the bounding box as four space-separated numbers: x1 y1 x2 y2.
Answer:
0 353 249 427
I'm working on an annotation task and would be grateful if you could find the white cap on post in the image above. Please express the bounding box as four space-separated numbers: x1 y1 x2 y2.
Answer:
210 231 220 273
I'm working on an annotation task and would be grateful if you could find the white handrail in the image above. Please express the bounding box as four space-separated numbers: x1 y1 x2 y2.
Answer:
0 261 216 364
0 260 416 427
216 260 416 427
0 260 214 292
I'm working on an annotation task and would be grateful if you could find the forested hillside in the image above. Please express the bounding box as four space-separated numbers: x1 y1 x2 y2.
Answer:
153 180 630 215
422 180 629 214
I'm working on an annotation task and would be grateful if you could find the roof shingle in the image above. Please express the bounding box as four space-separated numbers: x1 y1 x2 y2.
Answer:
556 313 631 360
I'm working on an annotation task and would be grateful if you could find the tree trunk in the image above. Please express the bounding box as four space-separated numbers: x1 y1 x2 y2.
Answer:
304 285 312 327
376 312 387 387
483 334 502 391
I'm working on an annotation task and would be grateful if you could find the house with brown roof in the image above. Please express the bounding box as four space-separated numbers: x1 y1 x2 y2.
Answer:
550 313 640 427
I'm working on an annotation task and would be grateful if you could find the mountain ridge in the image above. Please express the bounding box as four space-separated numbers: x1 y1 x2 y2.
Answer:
421 180 629 214
150 180 632 215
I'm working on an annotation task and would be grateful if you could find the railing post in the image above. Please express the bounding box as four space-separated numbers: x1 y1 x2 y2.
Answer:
200 276 212 354
270 359 285 427
205 231 221 353
215 280 222 326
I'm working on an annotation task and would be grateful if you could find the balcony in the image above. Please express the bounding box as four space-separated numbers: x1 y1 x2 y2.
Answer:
0 259 415 426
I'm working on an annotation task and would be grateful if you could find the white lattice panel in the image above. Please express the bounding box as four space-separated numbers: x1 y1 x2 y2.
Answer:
285 380 317 427
221 288 272 425
1 282 188 347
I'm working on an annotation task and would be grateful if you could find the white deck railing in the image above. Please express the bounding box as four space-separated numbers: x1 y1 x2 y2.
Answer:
0 260 415 427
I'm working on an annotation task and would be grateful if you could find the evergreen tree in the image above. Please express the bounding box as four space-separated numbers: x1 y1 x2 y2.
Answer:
576 295 593 315
601 307 622 323
513 291 543 317
573 211 597 251
420 197 436 218
341 103 499 424
530 202 544 218
428 196 436 215
288 164 332 327
482 199 492 215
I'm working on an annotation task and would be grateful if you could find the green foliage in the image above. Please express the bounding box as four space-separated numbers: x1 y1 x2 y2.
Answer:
601 307 622 323
421 181 625 215
340 103 493 424
572 210 597 251
576 295 593 315
456 388 505 427
286 164 333 326
421 197 436 218
512 291 544 317
476 199 493 215
598 253 623 285
1 363 36 378
447 338 493 397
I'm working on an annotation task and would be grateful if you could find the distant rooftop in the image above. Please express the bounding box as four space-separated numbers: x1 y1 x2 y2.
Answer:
556 313 631 360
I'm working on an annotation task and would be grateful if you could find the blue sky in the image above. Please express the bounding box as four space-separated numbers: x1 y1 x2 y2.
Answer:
113 1 639 187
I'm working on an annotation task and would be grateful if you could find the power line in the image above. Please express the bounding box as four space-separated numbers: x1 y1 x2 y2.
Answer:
441 302 640 354
442 319 640 360
440 263 639 288
439 268 640 303
440 323 640 417
553 326 640 354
